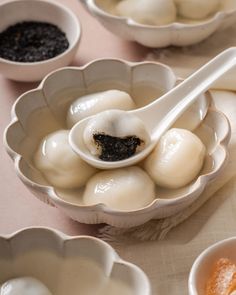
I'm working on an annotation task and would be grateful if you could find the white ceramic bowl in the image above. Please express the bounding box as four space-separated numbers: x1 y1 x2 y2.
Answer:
0 227 151 294
4 59 230 228
189 237 236 295
0 0 81 82
79 0 236 47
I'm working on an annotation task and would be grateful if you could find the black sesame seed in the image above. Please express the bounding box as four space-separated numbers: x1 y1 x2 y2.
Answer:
93 134 143 162
0 21 69 62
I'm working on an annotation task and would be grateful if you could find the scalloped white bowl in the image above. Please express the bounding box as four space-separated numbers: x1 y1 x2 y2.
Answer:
0 227 151 294
0 0 81 82
79 0 236 47
188 237 236 295
3 59 230 228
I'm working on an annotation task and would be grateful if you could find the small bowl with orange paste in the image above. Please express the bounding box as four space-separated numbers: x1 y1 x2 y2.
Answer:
189 237 236 295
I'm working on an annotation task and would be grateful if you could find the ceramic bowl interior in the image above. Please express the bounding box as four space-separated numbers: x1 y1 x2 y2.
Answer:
188 237 236 295
0 0 81 81
80 0 236 47
4 59 230 228
0 227 151 294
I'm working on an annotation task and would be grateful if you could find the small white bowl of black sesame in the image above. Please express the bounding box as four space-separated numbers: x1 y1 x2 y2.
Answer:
0 0 81 82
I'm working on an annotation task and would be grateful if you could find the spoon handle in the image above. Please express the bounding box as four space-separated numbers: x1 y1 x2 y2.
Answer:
134 47 236 139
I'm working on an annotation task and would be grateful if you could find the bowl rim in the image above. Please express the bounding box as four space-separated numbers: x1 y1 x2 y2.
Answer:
0 226 152 294
3 58 231 218
188 236 236 295
83 0 236 29
0 0 81 66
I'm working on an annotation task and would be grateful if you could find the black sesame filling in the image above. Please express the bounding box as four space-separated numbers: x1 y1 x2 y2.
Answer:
93 133 143 162
0 21 69 62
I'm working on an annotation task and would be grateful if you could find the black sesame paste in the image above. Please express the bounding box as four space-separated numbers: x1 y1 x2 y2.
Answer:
93 133 143 162
0 21 69 62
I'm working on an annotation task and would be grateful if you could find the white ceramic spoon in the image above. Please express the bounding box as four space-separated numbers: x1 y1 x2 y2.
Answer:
69 47 236 169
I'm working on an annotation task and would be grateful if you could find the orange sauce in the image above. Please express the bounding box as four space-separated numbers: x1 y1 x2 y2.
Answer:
206 258 236 295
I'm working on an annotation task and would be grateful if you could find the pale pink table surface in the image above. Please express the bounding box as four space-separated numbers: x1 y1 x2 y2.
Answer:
0 0 151 235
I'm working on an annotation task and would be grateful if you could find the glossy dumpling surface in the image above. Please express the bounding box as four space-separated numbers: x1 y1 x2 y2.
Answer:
0 277 52 295
83 166 156 210
83 110 150 161
34 130 96 188
67 90 136 128
116 0 176 25
174 0 220 19
144 128 206 189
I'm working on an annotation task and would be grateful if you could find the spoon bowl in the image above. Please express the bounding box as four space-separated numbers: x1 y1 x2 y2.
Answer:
69 47 236 169
69 117 156 169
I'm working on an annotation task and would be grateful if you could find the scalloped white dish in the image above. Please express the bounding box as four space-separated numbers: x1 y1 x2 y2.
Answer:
3 59 230 228
0 227 151 294
79 0 236 47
